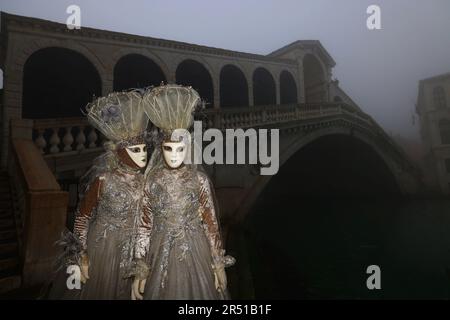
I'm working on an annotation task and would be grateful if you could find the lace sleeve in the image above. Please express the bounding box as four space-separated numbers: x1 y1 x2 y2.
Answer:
135 187 154 259
73 177 103 251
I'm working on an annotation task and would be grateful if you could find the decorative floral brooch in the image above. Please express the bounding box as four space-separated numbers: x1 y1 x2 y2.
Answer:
101 104 121 123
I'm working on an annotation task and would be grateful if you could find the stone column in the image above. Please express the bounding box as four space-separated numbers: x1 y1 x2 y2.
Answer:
326 67 333 102
10 119 33 140
1 66 23 168
102 78 113 96
167 71 176 84
275 71 281 105
248 83 254 107
214 76 220 109
297 57 305 103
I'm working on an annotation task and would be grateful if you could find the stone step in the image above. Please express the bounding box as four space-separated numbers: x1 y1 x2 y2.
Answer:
0 242 17 255
0 258 19 272
0 199 11 206
0 206 12 213
0 275 21 295
0 205 12 214
0 230 16 242
0 210 13 218
0 186 10 192
0 182 10 189
0 219 14 230
0 191 11 197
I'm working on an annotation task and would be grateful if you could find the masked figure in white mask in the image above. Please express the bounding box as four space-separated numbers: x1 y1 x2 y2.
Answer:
130 84 235 300
49 90 149 299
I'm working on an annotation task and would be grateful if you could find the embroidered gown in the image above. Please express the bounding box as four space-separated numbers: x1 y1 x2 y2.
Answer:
135 165 229 299
49 165 144 300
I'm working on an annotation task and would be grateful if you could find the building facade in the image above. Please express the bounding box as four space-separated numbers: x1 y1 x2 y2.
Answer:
417 72 450 193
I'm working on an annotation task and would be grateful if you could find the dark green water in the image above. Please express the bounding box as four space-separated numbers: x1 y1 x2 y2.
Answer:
234 197 450 299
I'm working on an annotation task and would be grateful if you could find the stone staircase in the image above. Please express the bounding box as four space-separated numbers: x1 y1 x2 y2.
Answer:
0 171 21 294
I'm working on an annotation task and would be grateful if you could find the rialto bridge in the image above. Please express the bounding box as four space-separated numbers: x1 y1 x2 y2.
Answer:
0 12 421 295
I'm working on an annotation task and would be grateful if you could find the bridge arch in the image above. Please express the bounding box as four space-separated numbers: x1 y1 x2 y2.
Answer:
22 47 102 118
303 53 327 103
279 70 298 104
252 67 276 106
110 48 170 81
227 126 408 299
10 39 106 117
176 59 214 108
232 126 406 225
113 53 167 91
220 64 249 108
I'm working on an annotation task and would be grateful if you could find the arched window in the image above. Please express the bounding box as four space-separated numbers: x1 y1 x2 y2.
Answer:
433 86 447 109
439 119 450 144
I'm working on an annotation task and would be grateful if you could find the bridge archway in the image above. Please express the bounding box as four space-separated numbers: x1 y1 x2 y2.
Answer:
253 67 276 106
176 59 214 108
280 70 298 104
303 54 327 103
227 129 404 299
113 54 166 91
220 64 249 108
22 47 102 118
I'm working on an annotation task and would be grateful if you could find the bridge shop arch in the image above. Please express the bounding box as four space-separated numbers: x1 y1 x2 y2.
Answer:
253 67 276 106
113 54 167 91
280 70 298 104
176 59 214 108
22 47 102 119
220 64 249 108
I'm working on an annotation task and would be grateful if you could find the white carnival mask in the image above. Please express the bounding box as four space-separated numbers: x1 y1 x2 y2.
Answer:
162 141 187 169
125 144 147 168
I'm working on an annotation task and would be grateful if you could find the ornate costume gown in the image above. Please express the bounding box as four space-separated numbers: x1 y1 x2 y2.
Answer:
49 163 144 300
135 165 229 299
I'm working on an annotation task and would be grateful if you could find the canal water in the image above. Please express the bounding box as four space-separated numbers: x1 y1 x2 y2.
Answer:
236 196 450 299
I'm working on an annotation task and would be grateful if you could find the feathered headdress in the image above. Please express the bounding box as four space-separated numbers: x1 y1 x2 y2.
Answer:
141 84 200 134
86 90 148 147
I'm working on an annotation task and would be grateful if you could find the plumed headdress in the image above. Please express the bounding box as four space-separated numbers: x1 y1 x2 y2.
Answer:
86 90 148 147
142 84 200 135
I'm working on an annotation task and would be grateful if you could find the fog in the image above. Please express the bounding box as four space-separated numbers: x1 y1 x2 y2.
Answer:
1 0 449 140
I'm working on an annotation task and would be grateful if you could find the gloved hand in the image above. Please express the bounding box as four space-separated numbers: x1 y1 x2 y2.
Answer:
79 251 89 284
131 278 147 300
130 259 149 300
212 262 227 292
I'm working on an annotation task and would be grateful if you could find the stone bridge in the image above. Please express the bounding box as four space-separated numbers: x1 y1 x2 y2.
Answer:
0 12 422 293
14 100 421 228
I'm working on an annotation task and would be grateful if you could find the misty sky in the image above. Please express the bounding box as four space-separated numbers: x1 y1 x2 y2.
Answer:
0 0 449 140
